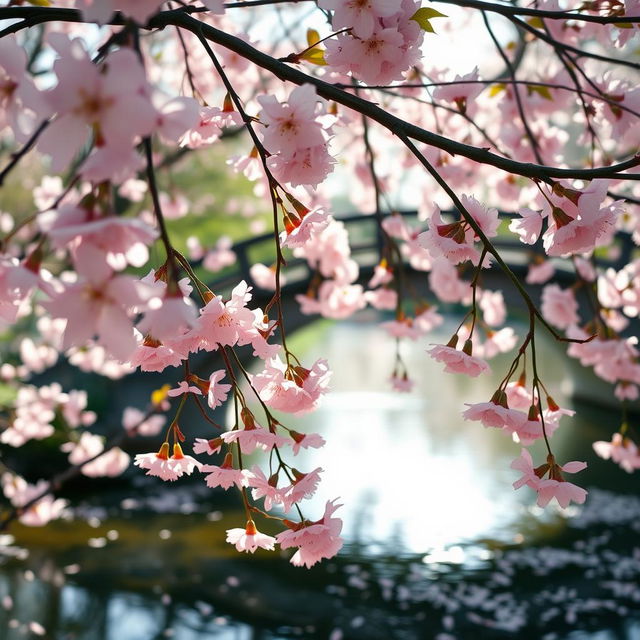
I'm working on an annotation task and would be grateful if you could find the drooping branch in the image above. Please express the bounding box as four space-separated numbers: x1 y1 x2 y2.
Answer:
336 79 640 121
1 6 639 183
397 132 595 345
167 12 640 182
431 0 640 25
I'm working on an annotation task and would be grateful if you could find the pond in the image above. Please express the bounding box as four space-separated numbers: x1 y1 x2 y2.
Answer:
1 312 639 639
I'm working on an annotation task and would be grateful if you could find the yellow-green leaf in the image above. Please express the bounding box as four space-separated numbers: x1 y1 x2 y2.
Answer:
301 47 327 66
526 16 545 28
411 7 448 33
27 0 51 5
488 83 506 97
307 28 321 47
151 384 171 406
527 84 553 100
614 21 633 28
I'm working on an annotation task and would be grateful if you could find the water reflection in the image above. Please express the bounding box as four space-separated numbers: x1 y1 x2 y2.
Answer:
250 314 574 554
1 314 639 639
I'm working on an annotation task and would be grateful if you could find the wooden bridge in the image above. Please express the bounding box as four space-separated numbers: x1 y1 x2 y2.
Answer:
200 209 635 298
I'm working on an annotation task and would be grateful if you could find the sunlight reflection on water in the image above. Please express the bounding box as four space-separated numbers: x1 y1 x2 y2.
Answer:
2 314 636 639
245 314 572 555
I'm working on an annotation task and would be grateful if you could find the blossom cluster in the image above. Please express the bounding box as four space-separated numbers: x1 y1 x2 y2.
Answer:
0 0 639 567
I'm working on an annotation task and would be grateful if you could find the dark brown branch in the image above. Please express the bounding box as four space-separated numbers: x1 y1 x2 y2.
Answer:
481 10 543 164
432 0 640 24
2 6 640 182
344 80 640 121
0 120 49 187
509 12 640 71
398 132 595 345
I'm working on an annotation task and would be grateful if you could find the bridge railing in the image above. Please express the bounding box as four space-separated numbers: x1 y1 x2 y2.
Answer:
198 210 635 295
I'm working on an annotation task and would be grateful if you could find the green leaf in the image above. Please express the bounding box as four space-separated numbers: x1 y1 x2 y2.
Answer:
488 83 506 97
411 7 448 33
527 84 553 101
300 47 327 66
307 28 321 47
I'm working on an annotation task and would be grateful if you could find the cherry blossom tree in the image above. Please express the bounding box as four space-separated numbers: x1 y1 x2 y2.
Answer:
0 0 639 568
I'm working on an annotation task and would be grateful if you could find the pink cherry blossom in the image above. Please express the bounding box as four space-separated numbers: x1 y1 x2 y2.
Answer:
193 437 223 456
1 474 67 527
137 292 199 344
541 284 579 330
418 207 480 265
226 520 276 553
196 281 256 350
202 236 236 273
43 265 151 362
614 382 639 401
526 260 555 284
61 432 130 478
0 36 46 142
381 316 423 340
220 424 288 455
128 337 187 372
201 453 249 490
297 281 367 319
206 370 232 409
1 384 62 447
365 287 398 310
249 263 278 290
504 380 534 410
267 142 335 188
289 431 326 455
153 96 200 145
433 67 484 115
167 381 202 397
76 0 165 24
390 373 414 392
252 357 331 415
325 29 409 85
122 408 166 436
134 443 202 482
593 433 640 472
282 467 323 511
38 36 156 173
510 448 541 490
510 207 543 245
428 343 490 377
319 0 403 39
479 290 506 327
276 499 344 568
536 478 588 508
258 85 326 156
477 327 518 360
462 195 500 238
48 212 158 272
463 399 525 431
542 180 623 257
279 207 330 249
246 465 286 511
512 451 588 508
504 410 558 446
0 255 40 325
61 390 96 428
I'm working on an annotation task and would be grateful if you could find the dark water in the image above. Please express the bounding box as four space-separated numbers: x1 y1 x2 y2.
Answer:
1 315 640 639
